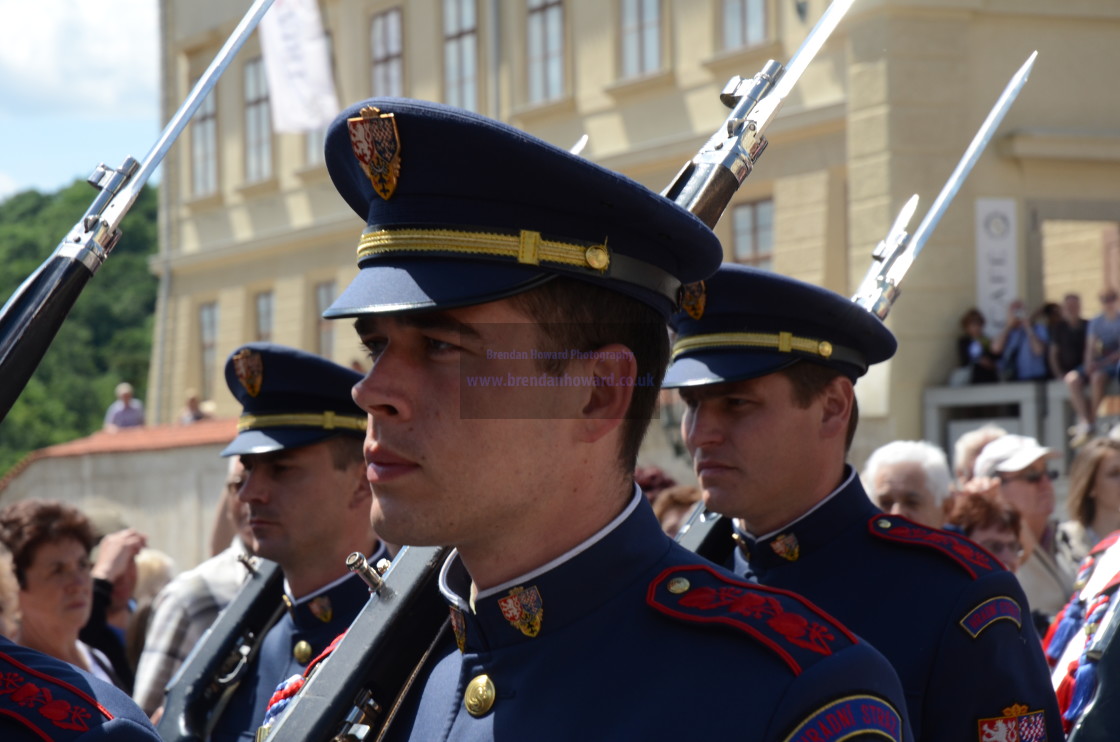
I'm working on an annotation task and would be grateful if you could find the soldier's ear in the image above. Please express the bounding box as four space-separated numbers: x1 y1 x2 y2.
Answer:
818 375 854 441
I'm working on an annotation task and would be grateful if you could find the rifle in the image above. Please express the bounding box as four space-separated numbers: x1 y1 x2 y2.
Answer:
263 2 858 740
0 0 277 423
158 557 284 742
675 51 1038 562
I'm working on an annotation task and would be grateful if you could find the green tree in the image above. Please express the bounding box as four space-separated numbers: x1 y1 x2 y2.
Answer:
0 180 158 476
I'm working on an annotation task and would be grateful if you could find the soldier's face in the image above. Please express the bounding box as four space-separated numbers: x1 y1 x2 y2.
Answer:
351 299 585 557
679 372 848 534
237 441 364 570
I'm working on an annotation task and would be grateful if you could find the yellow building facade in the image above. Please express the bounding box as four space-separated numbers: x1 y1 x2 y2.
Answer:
151 0 1120 469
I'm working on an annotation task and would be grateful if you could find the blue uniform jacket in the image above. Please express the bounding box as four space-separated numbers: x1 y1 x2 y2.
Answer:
383 493 914 742
731 469 1063 741
209 543 386 742
0 636 160 741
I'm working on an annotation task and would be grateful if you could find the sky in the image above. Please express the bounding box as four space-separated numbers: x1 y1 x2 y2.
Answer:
0 1 160 201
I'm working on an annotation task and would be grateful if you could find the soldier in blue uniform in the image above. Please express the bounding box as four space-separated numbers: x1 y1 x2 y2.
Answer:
663 263 1063 740
206 344 389 742
311 97 913 741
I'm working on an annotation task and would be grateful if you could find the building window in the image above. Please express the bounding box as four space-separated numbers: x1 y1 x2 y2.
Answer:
244 57 272 182
527 0 564 104
254 291 274 342
191 88 217 196
443 0 478 110
315 281 336 356
722 0 766 50
199 302 219 401
620 0 661 79
732 200 773 269
372 8 404 97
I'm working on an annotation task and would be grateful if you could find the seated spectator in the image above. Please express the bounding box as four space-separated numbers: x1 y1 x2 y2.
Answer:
133 457 256 717
104 382 145 431
956 308 999 384
1056 437 1120 578
951 423 1008 492
1050 292 1087 384
948 492 1024 572
651 484 702 538
991 299 1050 382
862 440 952 529
1068 288 1120 447
0 500 124 688
974 434 1074 627
177 388 210 425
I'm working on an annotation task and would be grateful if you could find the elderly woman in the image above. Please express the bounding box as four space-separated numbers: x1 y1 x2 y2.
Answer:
0 500 122 687
1057 437 1120 576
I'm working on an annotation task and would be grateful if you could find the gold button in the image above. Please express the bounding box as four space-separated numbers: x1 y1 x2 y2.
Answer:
585 246 609 270
876 518 891 529
293 640 312 664
818 340 833 359
667 577 691 594
464 674 496 716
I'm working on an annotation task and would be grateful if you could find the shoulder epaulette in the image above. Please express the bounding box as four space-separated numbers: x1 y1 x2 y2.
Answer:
0 651 114 740
868 514 1000 579
647 564 856 676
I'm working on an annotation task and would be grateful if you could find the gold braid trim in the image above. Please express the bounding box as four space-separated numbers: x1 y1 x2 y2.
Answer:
357 228 611 272
238 412 366 433
672 331 834 360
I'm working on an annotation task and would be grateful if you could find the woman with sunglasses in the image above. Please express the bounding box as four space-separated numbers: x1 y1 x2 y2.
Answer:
973 434 1073 633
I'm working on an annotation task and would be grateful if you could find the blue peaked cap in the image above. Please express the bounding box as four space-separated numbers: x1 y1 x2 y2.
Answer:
663 264 897 388
322 98 723 319
221 343 366 457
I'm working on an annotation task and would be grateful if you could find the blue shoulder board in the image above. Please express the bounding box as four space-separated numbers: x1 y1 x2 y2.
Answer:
647 564 856 676
0 650 114 740
868 514 1000 579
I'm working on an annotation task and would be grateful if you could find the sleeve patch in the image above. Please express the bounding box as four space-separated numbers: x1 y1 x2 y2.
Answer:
782 695 903 742
0 651 113 741
960 596 1023 638
978 703 1048 741
647 565 856 676
869 515 999 578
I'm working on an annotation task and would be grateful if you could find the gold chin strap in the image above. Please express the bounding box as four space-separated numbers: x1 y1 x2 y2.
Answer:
357 228 611 272
237 412 367 433
670 330 867 372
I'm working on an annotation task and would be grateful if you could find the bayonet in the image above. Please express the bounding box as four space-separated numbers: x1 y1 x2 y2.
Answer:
852 51 1038 319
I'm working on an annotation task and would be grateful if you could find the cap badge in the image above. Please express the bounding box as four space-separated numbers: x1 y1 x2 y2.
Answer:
770 532 800 561
449 605 467 652
348 106 401 200
308 595 333 623
232 349 264 398
679 281 706 320
498 585 543 638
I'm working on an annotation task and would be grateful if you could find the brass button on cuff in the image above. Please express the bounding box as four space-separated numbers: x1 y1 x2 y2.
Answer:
465 674 496 716
293 640 312 664
667 577 691 594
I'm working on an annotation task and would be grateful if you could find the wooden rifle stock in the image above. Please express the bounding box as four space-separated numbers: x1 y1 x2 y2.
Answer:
158 558 284 742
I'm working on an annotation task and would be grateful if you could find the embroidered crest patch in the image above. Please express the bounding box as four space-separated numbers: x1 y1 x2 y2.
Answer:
783 695 903 742
498 585 543 638
679 281 706 319
977 703 1047 741
647 564 856 675
0 651 113 739
450 605 467 652
771 532 800 561
232 348 264 398
348 106 401 200
960 596 1022 639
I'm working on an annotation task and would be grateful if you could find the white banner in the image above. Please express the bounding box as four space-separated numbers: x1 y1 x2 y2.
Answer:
975 198 1018 335
259 0 340 133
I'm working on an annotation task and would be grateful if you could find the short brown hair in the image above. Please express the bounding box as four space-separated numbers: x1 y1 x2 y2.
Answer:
778 361 859 451
1067 437 1120 528
323 433 365 471
509 277 669 472
0 500 94 589
949 493 1021 540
